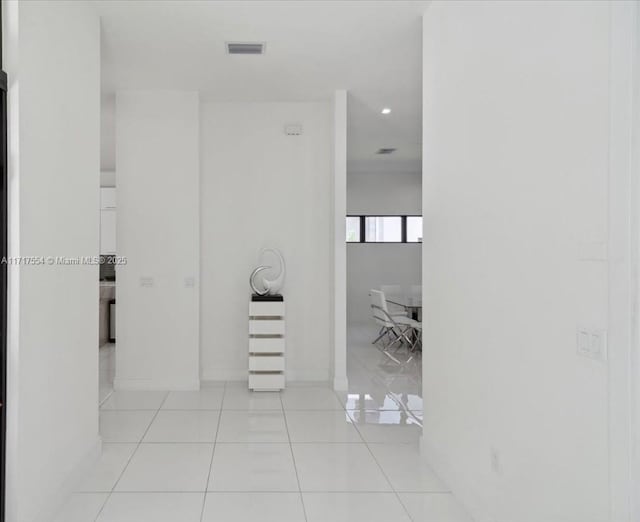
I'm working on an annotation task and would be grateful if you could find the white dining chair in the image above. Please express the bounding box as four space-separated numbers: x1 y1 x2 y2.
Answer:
370 289 421 364
380 285 409 316
369 289 407 345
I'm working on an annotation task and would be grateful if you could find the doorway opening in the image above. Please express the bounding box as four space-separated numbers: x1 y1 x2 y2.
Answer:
98 95 116 405
341 14 423 426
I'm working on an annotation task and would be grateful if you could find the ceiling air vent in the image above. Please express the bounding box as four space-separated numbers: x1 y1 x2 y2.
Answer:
376 148 397 155
226 42 266 55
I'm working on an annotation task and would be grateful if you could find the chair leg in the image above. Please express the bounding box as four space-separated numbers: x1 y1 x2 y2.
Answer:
385 327 414 358
396 326 415 348
386 331 404 351
376 326 401 346
372 328 388 345
384 336 414 366
412 330 422 351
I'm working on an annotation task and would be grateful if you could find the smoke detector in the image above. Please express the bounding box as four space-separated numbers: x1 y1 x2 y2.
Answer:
226 42 266 55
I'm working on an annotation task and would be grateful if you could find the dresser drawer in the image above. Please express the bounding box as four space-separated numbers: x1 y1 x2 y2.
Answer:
249 355 285 372
249 319 285 335
249 373 285 391
249 337 285 354
249 301 285 317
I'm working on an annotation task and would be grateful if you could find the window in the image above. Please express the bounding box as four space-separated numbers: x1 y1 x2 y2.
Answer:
345 215 422 243
365 216 402 242
406 216 423 243
346 216 361 243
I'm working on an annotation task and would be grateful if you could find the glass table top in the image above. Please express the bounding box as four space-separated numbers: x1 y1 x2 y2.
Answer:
385 293 422 308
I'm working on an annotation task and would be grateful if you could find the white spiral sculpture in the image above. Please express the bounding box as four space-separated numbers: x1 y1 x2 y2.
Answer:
249 248 286 296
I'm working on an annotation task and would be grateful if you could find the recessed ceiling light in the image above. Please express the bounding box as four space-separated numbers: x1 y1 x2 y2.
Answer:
381 108 391 115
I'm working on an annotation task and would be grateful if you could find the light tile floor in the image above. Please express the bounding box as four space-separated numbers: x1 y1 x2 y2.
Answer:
55 325 473 521
99 343 116 405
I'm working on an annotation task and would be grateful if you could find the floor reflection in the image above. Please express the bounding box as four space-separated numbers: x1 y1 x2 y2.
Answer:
346 324 422 427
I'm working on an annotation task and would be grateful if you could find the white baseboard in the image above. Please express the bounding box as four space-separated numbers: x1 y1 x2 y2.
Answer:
35 436 102 522
420 434 491 522
288 368 331 382
199 379 227 388
201 369 247 382
114 377 200 391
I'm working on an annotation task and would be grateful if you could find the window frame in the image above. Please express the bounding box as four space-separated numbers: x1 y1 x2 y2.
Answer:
405 215 423 243
346 215 422 244
345 215 363 243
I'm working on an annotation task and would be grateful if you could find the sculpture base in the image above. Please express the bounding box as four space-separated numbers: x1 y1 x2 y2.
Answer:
251 294 284 302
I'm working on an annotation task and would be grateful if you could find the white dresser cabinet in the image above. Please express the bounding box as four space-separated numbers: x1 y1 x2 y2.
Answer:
248 298 285 390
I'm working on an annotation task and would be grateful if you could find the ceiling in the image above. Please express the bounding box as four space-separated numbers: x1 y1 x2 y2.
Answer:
94 0 427 173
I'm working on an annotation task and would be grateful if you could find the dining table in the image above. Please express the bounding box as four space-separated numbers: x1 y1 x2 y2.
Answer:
385 292 422 321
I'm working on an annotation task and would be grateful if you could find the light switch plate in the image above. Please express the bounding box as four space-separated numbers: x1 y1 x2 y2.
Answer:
577 329 590 355
590 330 608 361
577 327 607 362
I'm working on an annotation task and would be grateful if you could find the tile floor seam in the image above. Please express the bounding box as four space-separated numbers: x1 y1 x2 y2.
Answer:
101 408 167 412
95 391 169 522
131 441 219 445
154 408 221 411
281 393 309 522
280 408 349 412
347 326 424 521
199 380 228 522
350 401 416 522
76 325 444 521
81 493 109 522
352 326 435 520
99 390 114 409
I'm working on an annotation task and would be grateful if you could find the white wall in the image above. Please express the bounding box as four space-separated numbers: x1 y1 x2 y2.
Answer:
422 2 615 521
606 4 638 519
201 101 333 382
101 95 116 187
101 94 116 171
348 171 421 215
333 91 348 390
630 5 640 519
347 171 421 324
4 2 101 521
115 91 200 390
100 170 116 188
